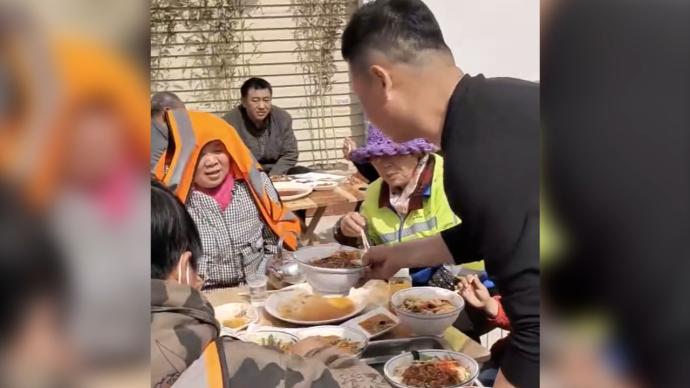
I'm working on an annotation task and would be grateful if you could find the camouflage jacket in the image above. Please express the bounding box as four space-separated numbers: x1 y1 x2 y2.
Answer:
151 280 389 388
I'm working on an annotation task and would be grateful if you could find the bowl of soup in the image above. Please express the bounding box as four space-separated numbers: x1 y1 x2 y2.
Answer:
293 244 365 295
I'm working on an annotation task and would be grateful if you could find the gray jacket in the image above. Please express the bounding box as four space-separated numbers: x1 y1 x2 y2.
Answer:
222 106 298 176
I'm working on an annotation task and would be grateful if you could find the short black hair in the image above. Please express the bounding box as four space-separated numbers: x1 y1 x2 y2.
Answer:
151 178 202 279
0 184 68 346
341 0 450 68
240 77 272 98
151 91 185 116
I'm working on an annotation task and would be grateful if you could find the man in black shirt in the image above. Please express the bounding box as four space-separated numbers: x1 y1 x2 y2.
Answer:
223 78 306 176
342 1 539 387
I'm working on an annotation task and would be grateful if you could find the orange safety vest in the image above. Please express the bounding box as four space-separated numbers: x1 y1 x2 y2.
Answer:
153 109 300 250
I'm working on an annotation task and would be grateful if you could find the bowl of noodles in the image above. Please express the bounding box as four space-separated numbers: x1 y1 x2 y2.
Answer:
384 350 479 388
293 244 365 295
391 287 464 336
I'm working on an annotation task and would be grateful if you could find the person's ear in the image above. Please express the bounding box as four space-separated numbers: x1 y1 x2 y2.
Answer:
370 65 393 101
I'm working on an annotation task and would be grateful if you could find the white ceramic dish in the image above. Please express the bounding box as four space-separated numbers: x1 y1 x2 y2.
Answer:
384 349 480 388
264 289 367 325
341 306 400 340
238 330 299 352
214 302 258 332
293 243 365 295
296 325 369 357
391 287 464 336
273 181 313 201
313 181 339 191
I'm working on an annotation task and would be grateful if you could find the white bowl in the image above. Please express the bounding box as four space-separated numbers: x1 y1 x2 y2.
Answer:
273 181 313 201
391 287 464 336
214 302 258 332
293 244 365 295
297 325 369 357
384 349 479 387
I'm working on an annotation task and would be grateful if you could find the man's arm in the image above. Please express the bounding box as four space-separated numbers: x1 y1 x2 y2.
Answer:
269 112 299 176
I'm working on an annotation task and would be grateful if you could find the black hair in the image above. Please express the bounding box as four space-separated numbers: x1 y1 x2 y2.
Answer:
240 77 272 98
151 178 202 279
341 0 451 68
0 184 68 347
151 91 185 116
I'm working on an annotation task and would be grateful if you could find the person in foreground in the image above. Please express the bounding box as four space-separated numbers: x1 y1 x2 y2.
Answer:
151 178 389 388
335 124 484 285
342 1 540 387
222 77 309 176
152 108 301 289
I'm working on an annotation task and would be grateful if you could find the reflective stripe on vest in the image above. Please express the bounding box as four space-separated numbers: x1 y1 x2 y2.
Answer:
379 216 439 244
165 109 197 193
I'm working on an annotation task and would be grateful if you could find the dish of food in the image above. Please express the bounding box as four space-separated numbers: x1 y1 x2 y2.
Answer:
279 294 355 321
397 356 471 388
241 331 299 353
303 335 362 354
314 182 338 191
310 250 363 269
215 302 258 331
398 297 458 315
264 290 366 325
273 182 313 201
359 313 397 335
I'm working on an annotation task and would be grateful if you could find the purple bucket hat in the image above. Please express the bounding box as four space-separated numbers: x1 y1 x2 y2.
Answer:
350 124 438 164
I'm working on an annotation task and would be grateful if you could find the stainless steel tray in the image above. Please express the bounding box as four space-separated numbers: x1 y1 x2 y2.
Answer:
361 336 453 368
361 337 485 387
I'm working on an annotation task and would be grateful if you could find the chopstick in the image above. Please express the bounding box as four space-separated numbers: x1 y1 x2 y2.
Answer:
360 229 371 251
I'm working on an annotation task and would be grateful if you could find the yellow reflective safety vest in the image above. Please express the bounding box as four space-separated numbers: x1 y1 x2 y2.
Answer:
361 154 484 271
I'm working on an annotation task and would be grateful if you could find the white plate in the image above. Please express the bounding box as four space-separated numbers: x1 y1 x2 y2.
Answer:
341 306 400 339
238 330 299 353
296 325 369 357
313 181 338 191
214 302 258 332
273 181 313 201
264 289 367 325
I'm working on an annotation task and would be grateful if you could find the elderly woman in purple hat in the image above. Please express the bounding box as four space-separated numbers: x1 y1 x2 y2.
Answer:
335 125 484 286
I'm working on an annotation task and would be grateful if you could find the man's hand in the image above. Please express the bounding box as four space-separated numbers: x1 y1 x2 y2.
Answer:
363 244 406 280
340 212 367 238
363 235 454 279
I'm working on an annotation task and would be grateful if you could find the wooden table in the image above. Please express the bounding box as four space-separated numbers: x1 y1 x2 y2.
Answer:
204 284 491 363
282 176 368 243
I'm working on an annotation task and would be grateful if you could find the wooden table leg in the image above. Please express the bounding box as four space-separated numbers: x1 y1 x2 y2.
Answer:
302 207 327 244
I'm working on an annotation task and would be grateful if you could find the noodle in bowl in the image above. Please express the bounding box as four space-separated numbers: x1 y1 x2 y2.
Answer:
391 287 464 336
293 244 365 295
384 350 479 388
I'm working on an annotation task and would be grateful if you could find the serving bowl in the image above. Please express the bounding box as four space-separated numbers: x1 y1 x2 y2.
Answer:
391 286 464 336
293 244 365 295
384 349 480 387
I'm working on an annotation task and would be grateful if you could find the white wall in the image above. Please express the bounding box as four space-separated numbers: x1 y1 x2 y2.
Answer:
363 0 540 81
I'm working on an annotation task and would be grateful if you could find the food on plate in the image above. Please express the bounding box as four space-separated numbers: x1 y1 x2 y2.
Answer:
279 294 355 322
316 182 337 187
249 334 294 353
303 335 362 354
398 297 457 315
278 189 303 197
310 250 363 269
358 313 396 335
270 175 291 182
397 356 471 388
222 316 248 329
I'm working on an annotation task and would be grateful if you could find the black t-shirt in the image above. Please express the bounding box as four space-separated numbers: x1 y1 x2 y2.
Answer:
440 74 540 387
